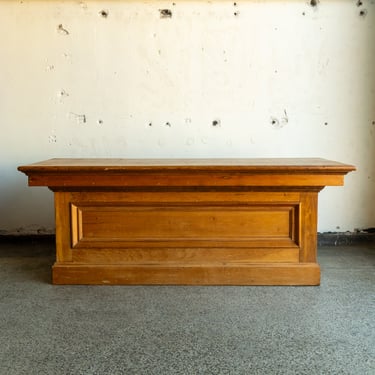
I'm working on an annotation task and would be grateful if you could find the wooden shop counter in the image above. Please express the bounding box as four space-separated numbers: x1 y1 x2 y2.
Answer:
18 158 355 285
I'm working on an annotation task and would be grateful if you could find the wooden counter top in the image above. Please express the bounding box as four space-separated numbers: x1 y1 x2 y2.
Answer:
18 158 355 189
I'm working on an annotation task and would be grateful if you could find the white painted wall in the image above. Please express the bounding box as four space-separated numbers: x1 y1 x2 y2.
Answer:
0 0 374 234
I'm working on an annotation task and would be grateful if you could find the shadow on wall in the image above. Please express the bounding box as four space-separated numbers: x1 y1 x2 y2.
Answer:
0 179 54 235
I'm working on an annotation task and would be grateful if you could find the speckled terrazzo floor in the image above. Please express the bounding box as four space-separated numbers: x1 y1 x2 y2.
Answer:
0 239 374 375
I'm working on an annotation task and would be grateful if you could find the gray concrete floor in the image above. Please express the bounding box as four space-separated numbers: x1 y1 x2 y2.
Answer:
0 239 374 375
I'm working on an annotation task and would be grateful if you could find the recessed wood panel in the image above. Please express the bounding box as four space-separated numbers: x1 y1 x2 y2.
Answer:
71 203 298 248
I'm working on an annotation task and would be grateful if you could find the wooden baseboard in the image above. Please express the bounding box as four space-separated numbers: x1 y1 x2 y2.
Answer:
52 262 320 286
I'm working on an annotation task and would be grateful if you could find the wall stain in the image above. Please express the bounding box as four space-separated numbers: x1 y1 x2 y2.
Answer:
57 24 69 35
165 122 171 127
159 9 172 18
58 89 69 101
359 8 368 17
284 110 289 123
70 112 87 124
79 1 88 10
270 110 288 129
48 135 57 143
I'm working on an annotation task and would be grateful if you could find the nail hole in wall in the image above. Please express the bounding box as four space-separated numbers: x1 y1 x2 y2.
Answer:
270 117 279 127
99 10 109 18
359 9 368 17
212 119 221 127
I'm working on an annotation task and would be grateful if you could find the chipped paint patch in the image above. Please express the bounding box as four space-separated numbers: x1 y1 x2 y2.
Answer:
159 9 172 18
69 112 87 124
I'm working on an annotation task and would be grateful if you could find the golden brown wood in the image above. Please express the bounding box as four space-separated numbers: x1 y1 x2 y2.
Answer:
52 263 321 286
18 158 355 285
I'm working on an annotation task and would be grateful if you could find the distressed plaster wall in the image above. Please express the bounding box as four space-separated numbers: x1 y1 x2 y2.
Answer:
0 0 374 234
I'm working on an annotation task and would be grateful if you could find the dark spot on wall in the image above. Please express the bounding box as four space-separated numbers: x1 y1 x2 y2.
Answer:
97 119 103 125
159 9 172 18
324 122 328 126
359 9 368 17
234 11 239 16
59 89 69 99
310 0 318 7
234 2 237 6
57 24 69 35
149 122 152 127
372 121 375 125
356 0 363 6
271 118 278 125
270 115 288 129
165 122 171 127
212 119 221 127
302 11 306 16
99 10 108 18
